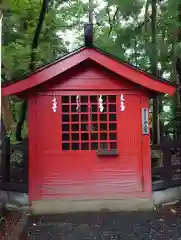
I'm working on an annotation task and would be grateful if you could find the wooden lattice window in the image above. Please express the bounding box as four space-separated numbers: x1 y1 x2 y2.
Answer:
61 95 117 151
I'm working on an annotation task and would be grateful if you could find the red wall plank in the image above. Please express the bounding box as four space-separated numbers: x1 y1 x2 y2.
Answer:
28 66 152 202
29 93 147 201
117 94 143 192
28 96 39 202
36 62 137 93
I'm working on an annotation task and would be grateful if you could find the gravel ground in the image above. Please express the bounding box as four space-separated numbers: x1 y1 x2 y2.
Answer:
19 203 181 240
0 209 22 239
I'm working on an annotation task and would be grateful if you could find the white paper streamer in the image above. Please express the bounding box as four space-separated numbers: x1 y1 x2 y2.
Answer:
98 95 104 112
76 95 80 111
52 95 57 112
120 94 125 112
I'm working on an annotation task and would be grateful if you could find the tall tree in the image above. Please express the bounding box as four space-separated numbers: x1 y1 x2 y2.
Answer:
2 0 181 142
151 0 160 144
89 0 93 24
175 0 181 139
2 0 69 141
16 0 50 141
0 6 2 119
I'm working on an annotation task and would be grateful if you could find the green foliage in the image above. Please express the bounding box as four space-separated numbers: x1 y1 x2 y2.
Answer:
2 0 69 80
2 0 181 137
0 217 4 225
108 0 144 19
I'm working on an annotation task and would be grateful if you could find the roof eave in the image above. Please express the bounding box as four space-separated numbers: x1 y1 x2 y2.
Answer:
2 47 177 97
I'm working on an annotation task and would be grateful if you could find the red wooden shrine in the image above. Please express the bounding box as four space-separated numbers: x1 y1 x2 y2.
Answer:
2 47 176 213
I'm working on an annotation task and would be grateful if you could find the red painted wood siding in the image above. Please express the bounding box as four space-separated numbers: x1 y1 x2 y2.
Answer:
30 93 143 201
28 96 39 202
117 94 143 191
48 63 136 91
28 66 152 202
28 62 140 95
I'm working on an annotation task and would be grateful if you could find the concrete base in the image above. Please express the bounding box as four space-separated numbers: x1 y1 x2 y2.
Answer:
0 204 3 215
0 190 28 206
1 186 181 214
31 198 154 215
152 186 181 206
0 190 29 212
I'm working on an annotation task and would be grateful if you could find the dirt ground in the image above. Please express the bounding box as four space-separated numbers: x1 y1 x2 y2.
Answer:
19 202 181 240
0 209 22 239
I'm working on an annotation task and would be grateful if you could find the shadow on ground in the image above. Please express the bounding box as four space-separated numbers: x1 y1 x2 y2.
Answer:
20 203 181 240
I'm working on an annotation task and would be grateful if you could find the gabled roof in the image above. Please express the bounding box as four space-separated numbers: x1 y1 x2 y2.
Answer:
2 45 176 96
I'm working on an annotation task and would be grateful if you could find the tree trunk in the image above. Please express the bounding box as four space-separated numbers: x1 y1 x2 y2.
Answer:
176 1 181 139
1 11 17 135
0 12 2 119
151 0 160 144
16 0 49 141
144 0 150 32
88 0 93 24
1 96 16 133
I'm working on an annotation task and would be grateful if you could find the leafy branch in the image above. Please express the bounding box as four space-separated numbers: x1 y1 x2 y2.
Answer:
106 5 119 37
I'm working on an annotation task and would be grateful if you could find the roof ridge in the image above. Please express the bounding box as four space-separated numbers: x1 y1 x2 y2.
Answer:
2 45 178 88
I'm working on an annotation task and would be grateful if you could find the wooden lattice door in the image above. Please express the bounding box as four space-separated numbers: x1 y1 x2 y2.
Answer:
61 95 118 153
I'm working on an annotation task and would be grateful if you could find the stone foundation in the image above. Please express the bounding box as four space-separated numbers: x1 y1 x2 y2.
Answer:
31 198 154 215
153 186 181 206
1 186 181 214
